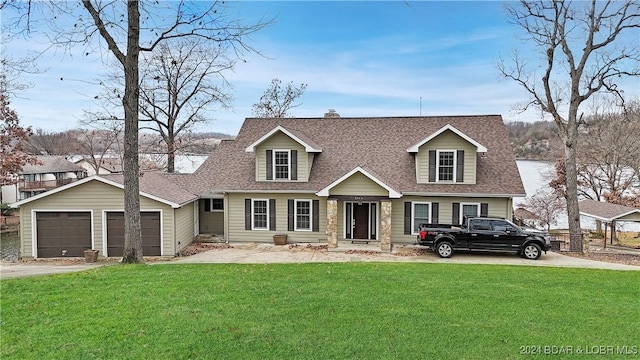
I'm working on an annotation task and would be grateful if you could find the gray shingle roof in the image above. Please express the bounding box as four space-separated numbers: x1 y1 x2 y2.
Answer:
100 172 198 206
191 115 526 197
579 199 640 222
20 155 86 174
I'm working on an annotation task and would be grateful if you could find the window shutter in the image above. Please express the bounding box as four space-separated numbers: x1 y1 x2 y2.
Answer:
245 199 251 230
431 202 439 224
428 150 436 182
266 149 273 180
452 202 460 225
204 199 211 212
269 199 276 230
404 202 412 235
312 200 319 232
456 150 464 182
291 150 298 180
288 199 294 231
480 203 489 217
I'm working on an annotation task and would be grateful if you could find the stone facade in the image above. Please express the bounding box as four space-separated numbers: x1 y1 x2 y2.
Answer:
326 198 338 248
380 200 392 251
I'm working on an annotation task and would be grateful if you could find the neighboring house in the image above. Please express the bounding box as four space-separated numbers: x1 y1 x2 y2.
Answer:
11 115 527 258
1 155 87 203
11 172 198 258
70 155 123 176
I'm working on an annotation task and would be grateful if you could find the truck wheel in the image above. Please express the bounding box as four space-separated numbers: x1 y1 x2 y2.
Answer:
523 243 542 260
436 241 453 258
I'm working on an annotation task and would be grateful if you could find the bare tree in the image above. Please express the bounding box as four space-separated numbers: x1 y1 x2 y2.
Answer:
499 1 640 253
0 0 42 98
137 39 233 172
252 79 307 118
0 94 40 187
6 1 271 263
578 98 640 203
75 125 123 175
519 188 566 231
23 129 76 155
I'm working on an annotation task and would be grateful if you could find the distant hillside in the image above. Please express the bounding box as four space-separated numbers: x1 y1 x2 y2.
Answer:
505 120 563 160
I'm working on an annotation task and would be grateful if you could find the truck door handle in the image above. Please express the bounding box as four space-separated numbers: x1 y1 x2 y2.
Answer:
493 234 499 237
471 234 477 236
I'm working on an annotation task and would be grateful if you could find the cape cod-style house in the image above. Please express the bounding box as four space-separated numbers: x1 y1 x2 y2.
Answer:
12 115 527 258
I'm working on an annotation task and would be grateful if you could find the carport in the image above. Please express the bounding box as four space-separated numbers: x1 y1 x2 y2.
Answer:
579 199 640 246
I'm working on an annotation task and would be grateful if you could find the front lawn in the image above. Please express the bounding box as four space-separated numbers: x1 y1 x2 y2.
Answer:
1 263 639 359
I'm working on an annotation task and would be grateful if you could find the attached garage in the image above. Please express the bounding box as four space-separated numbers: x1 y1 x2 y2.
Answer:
36 211 92 258
13 174 198 259
106 211 162 257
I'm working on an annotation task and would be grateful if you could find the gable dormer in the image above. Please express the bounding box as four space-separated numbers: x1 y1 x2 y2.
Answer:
245 126 322 182
407 124 487 184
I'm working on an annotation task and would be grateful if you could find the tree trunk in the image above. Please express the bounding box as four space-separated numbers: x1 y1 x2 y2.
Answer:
121 0 144 264
564 118 585 253
167 134 175 173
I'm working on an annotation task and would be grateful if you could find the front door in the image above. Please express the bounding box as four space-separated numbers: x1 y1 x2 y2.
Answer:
353 203 369 239
345 202 378 240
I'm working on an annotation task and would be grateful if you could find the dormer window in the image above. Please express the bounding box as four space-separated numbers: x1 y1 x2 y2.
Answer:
274 150 290 180
428 149 464 183
266 149 298 181
437 150 455 181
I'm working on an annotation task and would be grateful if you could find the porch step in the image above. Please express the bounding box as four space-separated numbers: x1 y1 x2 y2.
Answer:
329 240 385 253
194 234 226 243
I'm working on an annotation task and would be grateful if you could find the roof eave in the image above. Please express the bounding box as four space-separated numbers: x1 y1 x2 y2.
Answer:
406 123 488 153
245 125 322 153
315 166 402 198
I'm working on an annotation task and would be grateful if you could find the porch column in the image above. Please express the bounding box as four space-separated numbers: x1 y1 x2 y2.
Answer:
380 199 392 251
327 198 338 248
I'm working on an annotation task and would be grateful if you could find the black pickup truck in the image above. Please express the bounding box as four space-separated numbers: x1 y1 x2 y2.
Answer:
416 217 551 260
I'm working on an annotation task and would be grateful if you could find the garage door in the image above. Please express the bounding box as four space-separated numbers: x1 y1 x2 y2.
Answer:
36 212 92 258
106 212 161 256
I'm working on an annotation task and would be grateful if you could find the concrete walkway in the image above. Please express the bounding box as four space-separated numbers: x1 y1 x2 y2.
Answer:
170 243 640 271
2 242 638 279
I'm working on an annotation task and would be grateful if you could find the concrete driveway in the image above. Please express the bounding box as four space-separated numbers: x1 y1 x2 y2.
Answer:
170 243 640 271
2 243 638 279
0 261 109 279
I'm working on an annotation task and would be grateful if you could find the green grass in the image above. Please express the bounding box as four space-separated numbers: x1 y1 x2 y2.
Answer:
1 263 639 359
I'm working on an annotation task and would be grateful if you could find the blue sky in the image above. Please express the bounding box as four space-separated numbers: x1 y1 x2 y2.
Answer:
5 1 639 136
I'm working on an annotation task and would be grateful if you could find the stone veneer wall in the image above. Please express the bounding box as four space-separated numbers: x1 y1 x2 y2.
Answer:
326 199 338 248
380 200 392 251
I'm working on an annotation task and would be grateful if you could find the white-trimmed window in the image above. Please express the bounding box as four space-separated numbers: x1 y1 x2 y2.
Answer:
437 150 455 182
295 199 312 231
252 199 269 230
460 203 480 224
412 202 431 234
274 150 290 180
204 198 224 212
